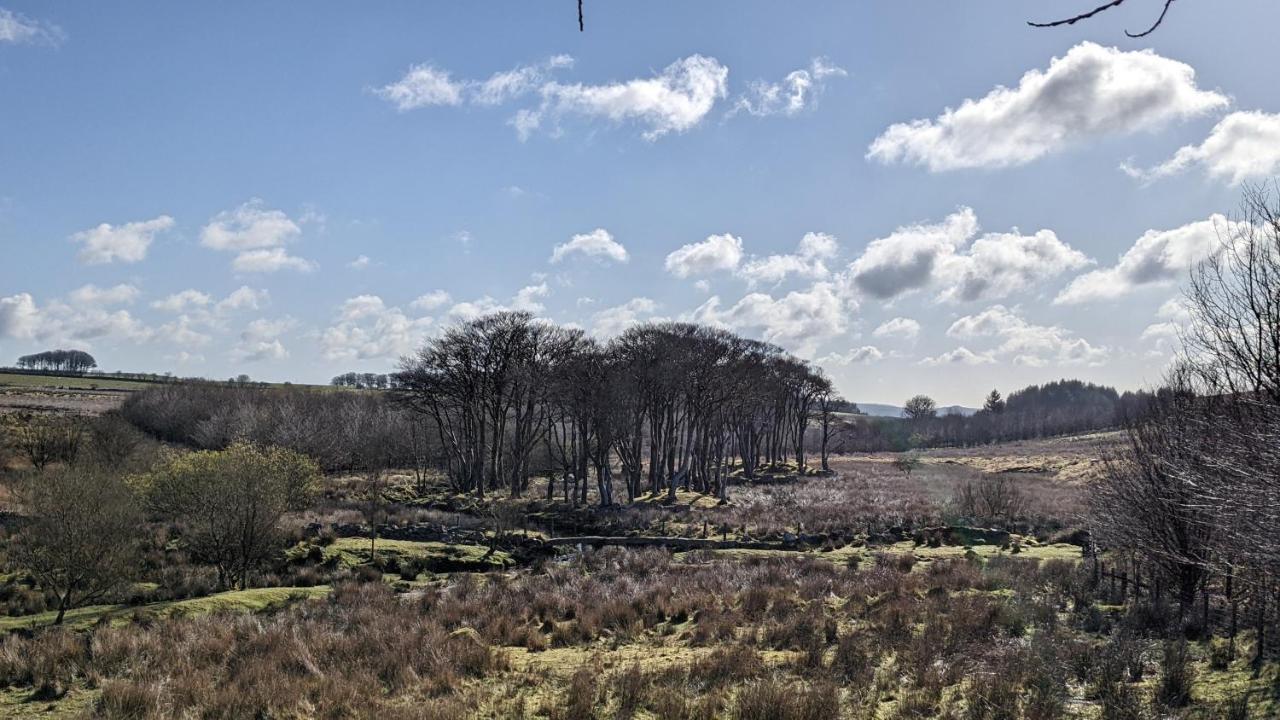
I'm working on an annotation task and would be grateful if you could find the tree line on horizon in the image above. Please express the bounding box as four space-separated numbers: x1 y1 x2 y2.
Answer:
13 349 97 374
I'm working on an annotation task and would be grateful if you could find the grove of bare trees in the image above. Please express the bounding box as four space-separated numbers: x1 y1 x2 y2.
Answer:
397 316 836 506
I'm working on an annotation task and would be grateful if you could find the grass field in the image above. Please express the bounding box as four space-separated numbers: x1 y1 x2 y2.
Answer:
0 372 152 391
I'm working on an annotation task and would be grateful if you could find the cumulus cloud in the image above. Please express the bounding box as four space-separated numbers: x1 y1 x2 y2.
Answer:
232 248 316 273
376 54 725 141
321 295 434 361
692 281 849 356
818 345 883 366
918 347 995 366
592 297 660 337
512 283 550 313
232 317 296 363
474 55 574 106
550 228 629 264
68 284 140 306
152 289 212 313
0 8 62 45
348 255 372 269
942 228 1091 302
867 42 1228 171
872 317 921 341
202 200 315 273
945 305 1108 366
1054 215 1225 304
1 292 153 346
201 200 300 251
738 232 838 286
71 215 174 265
731 57 846 118
0 293 40 339
374 64 464 110
522 55 728 141
849 208 978 299
216 286 269 313
1123 111 1280 186
665 233 744 278
848 207 1088 302
410 290 451 312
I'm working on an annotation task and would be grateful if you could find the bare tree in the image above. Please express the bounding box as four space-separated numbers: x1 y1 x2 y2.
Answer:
14 414 82 471
10 468 143 624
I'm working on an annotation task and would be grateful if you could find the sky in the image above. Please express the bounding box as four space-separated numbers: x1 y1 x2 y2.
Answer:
1 1 1278 406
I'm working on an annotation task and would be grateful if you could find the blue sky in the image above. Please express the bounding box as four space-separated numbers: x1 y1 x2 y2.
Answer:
2 1 1278 405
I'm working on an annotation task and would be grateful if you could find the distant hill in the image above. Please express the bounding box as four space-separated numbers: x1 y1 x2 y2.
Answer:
856 402 978 418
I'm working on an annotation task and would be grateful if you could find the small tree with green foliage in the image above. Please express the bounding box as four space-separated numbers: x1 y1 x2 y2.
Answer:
136 442 318 589
892 453 921 478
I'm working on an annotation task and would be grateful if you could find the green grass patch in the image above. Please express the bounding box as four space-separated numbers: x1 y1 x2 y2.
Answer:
0 585 330 631
323 537 512 571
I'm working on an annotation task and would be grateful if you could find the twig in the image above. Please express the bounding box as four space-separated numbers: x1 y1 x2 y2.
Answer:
1125 0 1176 37
578 0 584 31
1028 0 1180 36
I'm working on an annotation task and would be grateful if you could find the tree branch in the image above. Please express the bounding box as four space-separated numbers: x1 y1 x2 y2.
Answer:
1126 0 1176 37
1028 0 1179 36
578 0 584 31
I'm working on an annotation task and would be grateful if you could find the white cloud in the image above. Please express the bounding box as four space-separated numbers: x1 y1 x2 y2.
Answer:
65 284 139 308
201 200 315 273
232 248 316 273
818 345 883 366
1123 111 1280 186
848 207 1089 302
946 305 1026 339
0 293 40 339
919 347 995 366
153 290 213 313
942 228 1091 302
946 305 1108 366
321 295 434 361
731 57 846 118
375 64 464 110
232 317 296 363
528 55 728 140
1054 215 1225 304
872 317 921 341
867 42 1228 171
216 286 269 314
592 297 660 337
665 233 744 278
71 215 174 265
692 281 849 356
738 232 838 287
512 283 550 313
158 316 214 349
0 8 61 45
550 228 629 264
448 297 506 321
848 208 977 299
474 54 574 106
348 255 372 269
410 290 452 312
201 200 300 251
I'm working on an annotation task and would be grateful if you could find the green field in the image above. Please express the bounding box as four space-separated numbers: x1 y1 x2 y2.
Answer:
0 372 153 391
